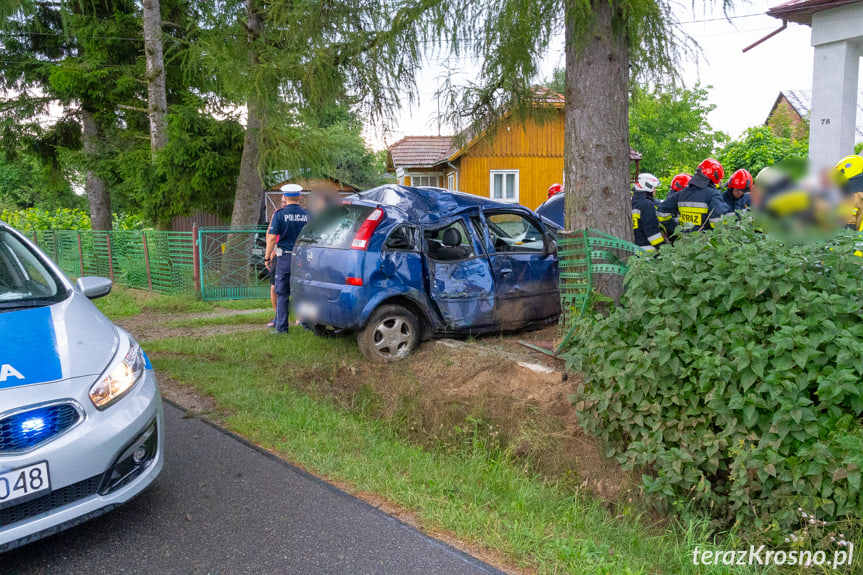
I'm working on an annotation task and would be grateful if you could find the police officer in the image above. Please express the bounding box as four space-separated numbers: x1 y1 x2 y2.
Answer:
265 184 309 333
631 173 665 251
722 169 753 214
658 158 729 232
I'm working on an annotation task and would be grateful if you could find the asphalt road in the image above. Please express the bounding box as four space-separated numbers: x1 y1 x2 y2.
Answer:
0 402 503 575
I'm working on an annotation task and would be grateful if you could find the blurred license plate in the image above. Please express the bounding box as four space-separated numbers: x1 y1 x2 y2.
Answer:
297 301 319 321
0 462 50 508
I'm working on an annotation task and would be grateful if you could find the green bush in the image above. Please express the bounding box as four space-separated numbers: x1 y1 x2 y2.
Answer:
565 217 863 532
0 207 91 230
0 208 147 231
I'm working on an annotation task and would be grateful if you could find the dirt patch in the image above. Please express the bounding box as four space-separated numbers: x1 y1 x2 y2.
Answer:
285 338 635 502
118 308 270 342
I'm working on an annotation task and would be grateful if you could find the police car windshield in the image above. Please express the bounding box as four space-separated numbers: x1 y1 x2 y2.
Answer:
0 229 67 309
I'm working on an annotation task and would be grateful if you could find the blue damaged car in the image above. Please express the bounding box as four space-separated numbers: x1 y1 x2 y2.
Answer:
0 220 163 552
291 185 561 362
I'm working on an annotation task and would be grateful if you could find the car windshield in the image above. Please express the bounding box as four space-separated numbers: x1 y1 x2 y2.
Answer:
0 228 67 310
296 204 374 249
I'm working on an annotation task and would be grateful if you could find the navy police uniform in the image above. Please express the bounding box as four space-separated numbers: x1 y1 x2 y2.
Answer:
269 203 308 332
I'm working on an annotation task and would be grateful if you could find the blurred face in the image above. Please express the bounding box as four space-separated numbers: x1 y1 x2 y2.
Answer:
281 195 289 207
731 188 745 199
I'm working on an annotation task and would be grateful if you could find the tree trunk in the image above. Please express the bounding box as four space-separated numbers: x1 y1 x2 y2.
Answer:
81 109 112 231
142 0 168 155
229 0 265 231
563 0 631 240
563 0 631 302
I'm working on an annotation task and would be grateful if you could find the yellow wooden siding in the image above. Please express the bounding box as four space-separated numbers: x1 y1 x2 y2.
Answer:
457 156 563 210
452 111 565 210
466 111 564 158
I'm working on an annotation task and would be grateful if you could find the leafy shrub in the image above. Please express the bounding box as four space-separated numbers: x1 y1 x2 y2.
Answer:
1 207 91 230
0 208 146 230
565 217 863 531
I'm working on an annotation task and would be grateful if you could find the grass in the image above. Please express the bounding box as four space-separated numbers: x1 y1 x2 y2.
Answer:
93 284 269 319
162 310 274 329
145 329 774 575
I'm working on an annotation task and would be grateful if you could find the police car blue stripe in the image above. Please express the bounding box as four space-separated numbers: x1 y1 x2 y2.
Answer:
143 351 153 370
0 306 64 389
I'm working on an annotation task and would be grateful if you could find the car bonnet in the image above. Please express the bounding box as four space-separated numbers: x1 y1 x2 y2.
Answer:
0 292 119 391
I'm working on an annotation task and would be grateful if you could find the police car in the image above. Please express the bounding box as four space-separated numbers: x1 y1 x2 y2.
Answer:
0 221 163 552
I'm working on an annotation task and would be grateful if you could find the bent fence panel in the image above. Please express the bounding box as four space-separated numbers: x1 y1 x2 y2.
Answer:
198 227 270 301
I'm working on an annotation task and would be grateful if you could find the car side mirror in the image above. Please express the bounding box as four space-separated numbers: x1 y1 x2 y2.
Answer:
546 234 558 256
77 276 113 300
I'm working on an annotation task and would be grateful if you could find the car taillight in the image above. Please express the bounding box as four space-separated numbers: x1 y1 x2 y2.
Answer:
351 208 384 250
345 277 363 286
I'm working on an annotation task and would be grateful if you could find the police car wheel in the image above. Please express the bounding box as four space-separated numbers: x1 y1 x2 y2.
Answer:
357 305 419 363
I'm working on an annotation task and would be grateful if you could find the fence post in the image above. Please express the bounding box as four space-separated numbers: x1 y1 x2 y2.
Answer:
192 224 201 297
52 231 58 262
77 231 84 277
105 232 115 283
32 231 38 245
142 231 153 291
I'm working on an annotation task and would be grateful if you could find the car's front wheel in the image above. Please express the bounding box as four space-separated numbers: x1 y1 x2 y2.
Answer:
357 304 420 362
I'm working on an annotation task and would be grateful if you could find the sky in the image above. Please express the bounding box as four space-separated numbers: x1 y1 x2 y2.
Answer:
365 0 861 150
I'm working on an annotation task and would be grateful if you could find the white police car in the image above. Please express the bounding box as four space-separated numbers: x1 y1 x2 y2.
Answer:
0 221 163 552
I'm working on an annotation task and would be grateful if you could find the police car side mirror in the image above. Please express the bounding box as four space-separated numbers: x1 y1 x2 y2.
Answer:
77 276 113 300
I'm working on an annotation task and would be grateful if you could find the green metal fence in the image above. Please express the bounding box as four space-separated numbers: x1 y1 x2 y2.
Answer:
556 229 643 352
31 229 198 296
198 227 270 301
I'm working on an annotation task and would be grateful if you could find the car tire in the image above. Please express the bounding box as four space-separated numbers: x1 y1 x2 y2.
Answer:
357 304 420 363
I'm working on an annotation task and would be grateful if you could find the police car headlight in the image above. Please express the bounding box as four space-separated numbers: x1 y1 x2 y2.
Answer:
90 336 145 410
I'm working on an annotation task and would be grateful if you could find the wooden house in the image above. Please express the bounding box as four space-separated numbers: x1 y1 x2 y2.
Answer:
387 92 642 210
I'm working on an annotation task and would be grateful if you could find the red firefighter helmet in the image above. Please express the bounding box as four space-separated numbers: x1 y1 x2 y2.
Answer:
697 158 725 186
727 169 753 191
547 183 563 198
670 173 692 193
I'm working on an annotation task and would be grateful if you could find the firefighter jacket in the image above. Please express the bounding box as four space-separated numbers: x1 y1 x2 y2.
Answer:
721 189 751 214
632 192 665 251
657 172 729 232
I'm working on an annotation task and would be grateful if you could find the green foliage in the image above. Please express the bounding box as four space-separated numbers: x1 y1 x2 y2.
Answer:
1 208 91 230
718 126 809 177
0 208 145 230
629 84 728 181
855 142 863 156
565 217 863 532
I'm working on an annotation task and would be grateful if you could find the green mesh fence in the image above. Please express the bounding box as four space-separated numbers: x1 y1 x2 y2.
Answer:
556 229 644 352
32 230 197 296
198 227 270 301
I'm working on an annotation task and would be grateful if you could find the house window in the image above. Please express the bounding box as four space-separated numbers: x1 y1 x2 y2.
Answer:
447 172 455 190
490 170 519 202
412 175 438 187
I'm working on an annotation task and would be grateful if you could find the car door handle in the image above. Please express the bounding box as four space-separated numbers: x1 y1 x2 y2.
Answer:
500 268 513 275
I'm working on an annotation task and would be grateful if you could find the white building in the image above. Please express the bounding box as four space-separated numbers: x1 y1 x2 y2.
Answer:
768 0 863 169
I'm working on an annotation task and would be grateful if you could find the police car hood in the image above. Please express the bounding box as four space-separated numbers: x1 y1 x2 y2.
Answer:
0 292 118 389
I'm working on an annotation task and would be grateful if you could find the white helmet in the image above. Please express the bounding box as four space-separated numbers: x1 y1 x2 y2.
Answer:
633 173 661 194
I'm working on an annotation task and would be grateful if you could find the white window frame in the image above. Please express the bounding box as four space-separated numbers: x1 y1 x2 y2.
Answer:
407 173 442 187
489 170 520 203
447 172 456 190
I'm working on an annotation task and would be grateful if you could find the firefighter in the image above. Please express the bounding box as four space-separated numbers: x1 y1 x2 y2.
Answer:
660 173 691 239
657 158 729 232
833 155 863 231
631 173 665 251
723 169 753 214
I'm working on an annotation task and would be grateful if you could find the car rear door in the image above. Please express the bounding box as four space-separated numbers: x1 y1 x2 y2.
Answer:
423 216 497 332
479 209 559 329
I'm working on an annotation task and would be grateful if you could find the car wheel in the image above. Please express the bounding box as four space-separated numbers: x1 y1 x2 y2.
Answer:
357 304 420 363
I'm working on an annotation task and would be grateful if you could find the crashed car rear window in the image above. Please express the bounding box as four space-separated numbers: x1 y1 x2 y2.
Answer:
296 205 375 249
0 229 67 309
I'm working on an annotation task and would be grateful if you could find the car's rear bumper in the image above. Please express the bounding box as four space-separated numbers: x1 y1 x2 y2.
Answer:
0 369 164 553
